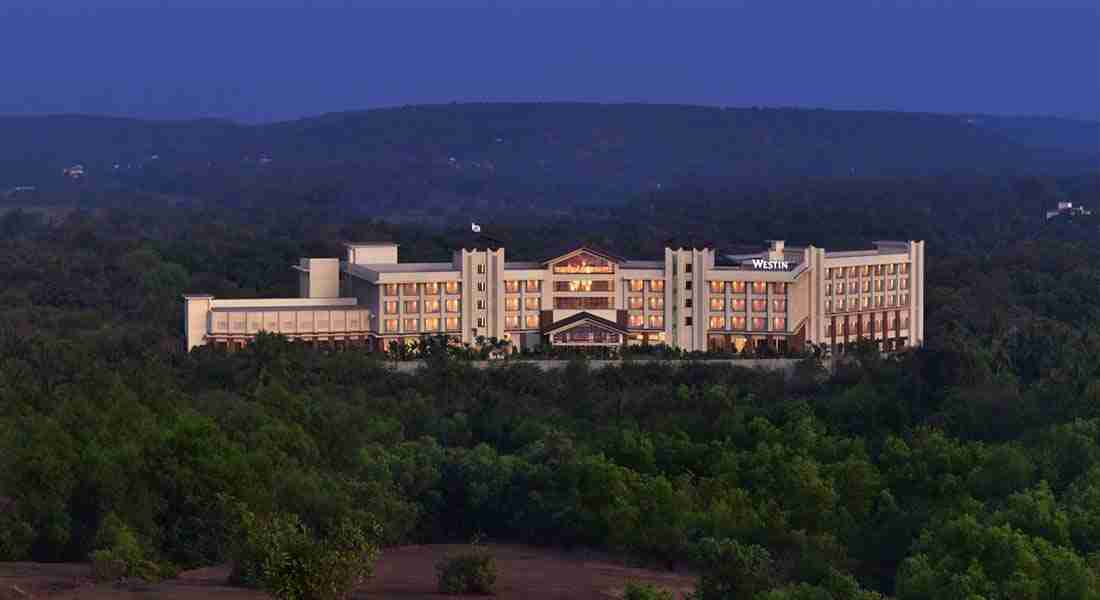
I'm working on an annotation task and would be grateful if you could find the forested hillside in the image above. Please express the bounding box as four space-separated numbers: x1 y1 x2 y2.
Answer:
2 104 1097 219
2 173 1100 598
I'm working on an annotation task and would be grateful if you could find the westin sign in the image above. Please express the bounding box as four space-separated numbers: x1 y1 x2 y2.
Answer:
750 259 791 271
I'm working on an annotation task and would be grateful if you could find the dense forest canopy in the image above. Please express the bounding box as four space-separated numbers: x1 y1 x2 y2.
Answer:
1 108 1099 598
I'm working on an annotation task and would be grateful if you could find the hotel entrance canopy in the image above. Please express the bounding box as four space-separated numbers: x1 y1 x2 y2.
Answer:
542 311 628 346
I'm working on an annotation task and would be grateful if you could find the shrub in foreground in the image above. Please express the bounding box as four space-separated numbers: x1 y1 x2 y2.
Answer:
623 581 677 600
436 543 497 595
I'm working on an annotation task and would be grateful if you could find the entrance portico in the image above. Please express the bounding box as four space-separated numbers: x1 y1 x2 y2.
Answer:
543 311 628 347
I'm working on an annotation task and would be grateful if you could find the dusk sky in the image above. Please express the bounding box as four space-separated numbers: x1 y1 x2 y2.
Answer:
2 0 1097 123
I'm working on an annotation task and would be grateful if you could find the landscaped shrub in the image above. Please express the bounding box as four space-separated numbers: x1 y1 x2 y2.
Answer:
89 512 167 583
436 542 497 595
623 581 677 600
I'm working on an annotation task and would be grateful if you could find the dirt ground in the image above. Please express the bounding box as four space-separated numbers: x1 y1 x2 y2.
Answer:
0 543 696 599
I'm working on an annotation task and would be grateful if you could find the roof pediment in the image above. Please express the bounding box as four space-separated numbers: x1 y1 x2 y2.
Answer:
541 246 625 266
543 311 628 335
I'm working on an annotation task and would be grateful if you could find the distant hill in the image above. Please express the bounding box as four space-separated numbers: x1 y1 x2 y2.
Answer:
1 103 1096 214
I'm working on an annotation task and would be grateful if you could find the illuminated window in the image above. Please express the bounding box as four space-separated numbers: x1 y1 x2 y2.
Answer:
424 299 440 313
863 296 871 308
445 281 461 294
826 284 833 295
552 252 613 274
836 284 845 295
505 280 520 293
837 298 846 310
772 317 787 331
731 316 746 330
825 268 833 280
505 315 520 329
751 317 766 330
772 299 787 312
629 313 644 327
752 299 767 312
875 280 884 291
709 281 725 293
628 296 643 309
403 300 419 313
477 318 485 328
555 280 615 292
730 281 746 293
648 314 664 329
888 264 897 274
629 280 644 292
648 297 664 310
731 298 746 311
862 265 871 276
445 299 461 312
524 297 540 310
710 297 725 311
825 299 832 312
554 297 612 310
649 280 665 292
900 278 909 290
888 279 896 290
752 281 767 294
403 318 419 332
383 284 399 296
525 280 540 292
877 295 884 307
424 282 439 295
524 315 539 329
862 280 871 292
709 316 725 330
505 297 520 311
384 319 399 332
401 283 418 296
835 268 845 279
445 317 460 331
901 293 909 305
901 263 910 274
770 282 786 295
889 295 897 306
849 281 858 293
477 282 484 292
875 265 883 275
384 301 398 314
901 314 910 328
423 317 440 331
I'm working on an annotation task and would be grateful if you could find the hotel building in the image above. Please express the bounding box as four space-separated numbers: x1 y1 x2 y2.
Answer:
183 239 925 354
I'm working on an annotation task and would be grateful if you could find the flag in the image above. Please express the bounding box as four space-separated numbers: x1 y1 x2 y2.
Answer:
471 222 482 233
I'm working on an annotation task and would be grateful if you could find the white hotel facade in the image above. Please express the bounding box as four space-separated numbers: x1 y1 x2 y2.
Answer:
184 239 925 354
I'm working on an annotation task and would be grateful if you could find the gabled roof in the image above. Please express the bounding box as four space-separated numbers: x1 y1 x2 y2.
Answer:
541 245 627 266
542 311 628 335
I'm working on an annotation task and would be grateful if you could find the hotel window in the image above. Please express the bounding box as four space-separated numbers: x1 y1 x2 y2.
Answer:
525 280 541 292
875 265 883 275
901 263 910 274
685 298 693 308
710 297 725 311
556 279 614 292
446 299 461 312
648 314 664 329
445 317 460 331
685 316 693 326
772 317 787 331
505 297 520 311
825 268 833 279
524 296 540 310
772 299 787 312
384 284 399 296
709 281 725 293
849 281 858 293
731 298 746 311
685 280 693 291
524 315 539 329
730 281 746 293
505 280 520 293
629 313 644 328
771 282 786 295
477 299 485 310
751 317 766 331
752 299 767 312
401 283 418 296
403 318 419 332
649 297 664 310
863 265 872 276
837 298 846 311
708 316 726 330
825 299 832 312
477 318 485 328
477 264 484 274
901 314 910 329
901 293 910 305
836 268 846 279
555 297 612 310
384 301 398 314
877 295 884 307
836 283 845 295
825 283 832 296
828 322 835 336
424 282 439 295
900 278 909 290
628 296 644 310
505 315 520 329
424 317 440 331
649 279 665 292
863 296 871 309
629 279 644 292
553 252 614 274
424 299 441 313
384 319 399 333
888 279 896 290
685 263 693 273
477 282 485 292
889 294 898 306
731 316 746 330
445 281 461 294
848 267 858 278
403 300 419 313
752 281 767 294
887 264 897 274
862 280 871 293
875 280 884 291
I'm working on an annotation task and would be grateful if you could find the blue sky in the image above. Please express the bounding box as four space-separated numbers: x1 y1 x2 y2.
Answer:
1 0 1097 122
